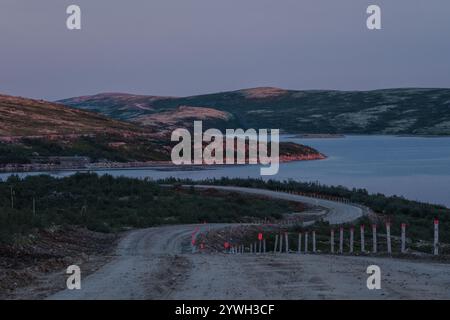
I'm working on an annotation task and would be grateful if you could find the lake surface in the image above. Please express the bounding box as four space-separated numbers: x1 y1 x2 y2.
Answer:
1 135 450 207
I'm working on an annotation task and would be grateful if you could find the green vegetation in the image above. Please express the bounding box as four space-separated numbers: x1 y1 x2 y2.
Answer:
62 88 450 135
0 135 170 164
2 174 447 252
0 137 322 165
162 177 450 243
0 174 296 243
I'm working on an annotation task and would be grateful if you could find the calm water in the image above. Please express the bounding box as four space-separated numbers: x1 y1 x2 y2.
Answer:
1 135 450 207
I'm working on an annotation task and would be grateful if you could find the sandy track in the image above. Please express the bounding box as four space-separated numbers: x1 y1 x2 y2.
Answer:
48 188 449 300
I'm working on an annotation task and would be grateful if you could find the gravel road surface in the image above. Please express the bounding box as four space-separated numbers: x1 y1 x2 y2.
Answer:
49 187 449 300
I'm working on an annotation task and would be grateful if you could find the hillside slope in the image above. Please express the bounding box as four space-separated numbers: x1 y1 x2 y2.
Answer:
0 94 170 164
0 94 151 137
0 94 325 168
60 87 450 135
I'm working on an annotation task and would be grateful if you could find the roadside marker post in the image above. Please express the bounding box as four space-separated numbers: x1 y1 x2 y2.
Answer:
360 225 365 253
298 232 302 254
401 223 406 253
349 227 354 253
330 229 335 253
305 231 308 253
279 233 283 253
285 232 289 253
274 234 279 253
339 227 344 254
434 219 439 256
254 242 258 254
372 224 377 254
312 231 316 253
224 241 230 253
386 221 392 255
258 233 263 254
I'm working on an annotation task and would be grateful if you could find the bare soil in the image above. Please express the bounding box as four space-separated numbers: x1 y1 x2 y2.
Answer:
0 226 118 299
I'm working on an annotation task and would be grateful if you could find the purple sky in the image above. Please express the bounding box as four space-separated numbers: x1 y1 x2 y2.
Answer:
1 0 450 100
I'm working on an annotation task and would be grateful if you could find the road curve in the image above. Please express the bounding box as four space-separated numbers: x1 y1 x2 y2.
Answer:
48 187 450 300
48 224 227 300
185 185 368 224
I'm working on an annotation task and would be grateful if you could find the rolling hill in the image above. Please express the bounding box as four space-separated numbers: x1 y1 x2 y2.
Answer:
0 93 324 168
60 87 450 135
0 94 170 164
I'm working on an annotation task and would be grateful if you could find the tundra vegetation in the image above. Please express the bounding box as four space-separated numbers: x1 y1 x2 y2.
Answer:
1 174 448 251
61 88 450 135
163 177 450 245
0 173 298 243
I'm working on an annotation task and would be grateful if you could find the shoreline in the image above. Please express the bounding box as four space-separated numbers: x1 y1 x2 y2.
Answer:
0 154 326 175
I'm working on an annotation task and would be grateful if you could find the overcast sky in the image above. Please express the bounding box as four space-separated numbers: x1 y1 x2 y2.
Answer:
1 0 449 100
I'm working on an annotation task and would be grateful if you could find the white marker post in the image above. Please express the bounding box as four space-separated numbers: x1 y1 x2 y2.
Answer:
339 227 344 254
372 224 377 254
285 232 289 253
312 231 316 253
274 234 279 253
305 232 308 253
298 232 302 254
434 219 439 256
349 227 354 253
330 229 335 254
401 223 406 254
360 225 365 253
386 221 392 255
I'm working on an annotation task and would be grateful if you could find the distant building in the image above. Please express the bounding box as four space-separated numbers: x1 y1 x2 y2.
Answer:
31 156 91 167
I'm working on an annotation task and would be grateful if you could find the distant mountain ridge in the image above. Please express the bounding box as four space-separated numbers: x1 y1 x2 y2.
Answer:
0 93 325 168
59 87 450 135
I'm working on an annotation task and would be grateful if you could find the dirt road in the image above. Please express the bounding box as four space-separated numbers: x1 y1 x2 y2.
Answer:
188 185 369 224
48 187 450 300
49 223 450 300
